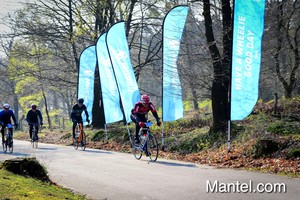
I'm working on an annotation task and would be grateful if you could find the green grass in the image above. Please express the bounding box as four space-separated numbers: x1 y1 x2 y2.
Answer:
0 168 88 200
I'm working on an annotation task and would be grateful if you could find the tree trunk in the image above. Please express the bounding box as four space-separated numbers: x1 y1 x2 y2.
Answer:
13 94 19 129
42 88 52 131
203 0 231 132
92 65 105 128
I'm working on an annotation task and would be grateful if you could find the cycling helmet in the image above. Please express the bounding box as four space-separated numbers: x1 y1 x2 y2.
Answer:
31 104 37 109
78 98 84 104
3 104 10 109
141 94 150 104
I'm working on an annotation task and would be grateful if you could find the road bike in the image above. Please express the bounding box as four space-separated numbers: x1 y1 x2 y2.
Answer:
73 122 86 151
30 123 40 148
2 124 14 153
132 121 159 162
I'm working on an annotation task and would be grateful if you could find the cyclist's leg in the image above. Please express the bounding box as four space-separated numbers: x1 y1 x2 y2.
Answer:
130 114 138 138
136 115 147 144
72 121 77 139
35 124 39 139
1 126 4 144
29 124 33 140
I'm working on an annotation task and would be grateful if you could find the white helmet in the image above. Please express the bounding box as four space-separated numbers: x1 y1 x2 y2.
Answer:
3 104 10 109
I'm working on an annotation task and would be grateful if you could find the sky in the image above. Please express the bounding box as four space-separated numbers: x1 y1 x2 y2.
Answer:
0 0 28 57
0 0 27 32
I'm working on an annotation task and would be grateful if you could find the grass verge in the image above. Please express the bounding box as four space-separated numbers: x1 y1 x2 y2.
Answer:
0 160 89 200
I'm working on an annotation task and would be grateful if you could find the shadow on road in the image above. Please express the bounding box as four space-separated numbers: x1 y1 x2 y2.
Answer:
0 151 31 157
36 147 57 151
83 149 113 154
154 160 198 168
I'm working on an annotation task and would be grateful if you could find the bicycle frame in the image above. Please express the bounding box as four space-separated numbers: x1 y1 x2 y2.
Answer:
3 124 14 153
73 122 86 150
31 123 40 148
132 121 158 162
75 123 84 143
137 127 151 151
31 123 40 139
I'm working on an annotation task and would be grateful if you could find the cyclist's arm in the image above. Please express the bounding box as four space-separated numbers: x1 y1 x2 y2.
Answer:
26 111 31 123
83 105 89 121
11 111 17 125
38 110 43 123
149 104 160 122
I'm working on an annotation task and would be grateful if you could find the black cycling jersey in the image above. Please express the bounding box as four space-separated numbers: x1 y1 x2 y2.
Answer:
26 109 43 124
71 104 89 119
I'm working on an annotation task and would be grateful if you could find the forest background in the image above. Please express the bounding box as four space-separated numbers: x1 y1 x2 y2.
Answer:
0 0 299 134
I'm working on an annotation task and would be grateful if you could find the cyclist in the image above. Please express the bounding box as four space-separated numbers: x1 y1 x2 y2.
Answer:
26 104 43 141
0 104 18 144
130 94 161 144
70 98 90 139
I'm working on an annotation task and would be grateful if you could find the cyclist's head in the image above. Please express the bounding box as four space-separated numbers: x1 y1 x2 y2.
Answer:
31 104 37 110
141 94 150 106
3 104 10 110
77 98 84 105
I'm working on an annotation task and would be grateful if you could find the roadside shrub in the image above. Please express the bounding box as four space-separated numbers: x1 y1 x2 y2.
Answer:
252 139 279 158
1 157 49 182
267 122 299 135
287 148 300 158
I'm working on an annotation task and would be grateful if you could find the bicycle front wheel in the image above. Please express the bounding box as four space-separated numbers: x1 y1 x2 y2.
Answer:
133 136 142 160
32 130 38 148
147 133 158 162
8 140 13 153
73 138 78 150
80 132 86 151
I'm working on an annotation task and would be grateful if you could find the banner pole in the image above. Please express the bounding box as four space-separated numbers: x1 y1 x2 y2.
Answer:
126 124 133 147
161 122 165 151
227 120 231 152
104 124 108 141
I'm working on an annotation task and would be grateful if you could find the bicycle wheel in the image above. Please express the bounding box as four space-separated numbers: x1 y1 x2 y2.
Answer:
32 129 38 148
132 136 142 160
147 133 158 162
5 139 9 153
33 139 38 149
73 137 78 150
3 141 7 153
73 125 80 150
80 132 86 151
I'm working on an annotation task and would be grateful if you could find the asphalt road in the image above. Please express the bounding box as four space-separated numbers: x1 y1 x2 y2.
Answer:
1 140 299 200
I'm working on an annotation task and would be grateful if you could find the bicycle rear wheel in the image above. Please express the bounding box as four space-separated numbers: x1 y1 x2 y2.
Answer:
147 133 158 162
133 136 142 160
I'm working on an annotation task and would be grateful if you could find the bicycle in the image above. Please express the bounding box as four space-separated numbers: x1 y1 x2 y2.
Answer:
132 121 159 162
2 124 14 153
73 122 86 151
30 123 40 148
